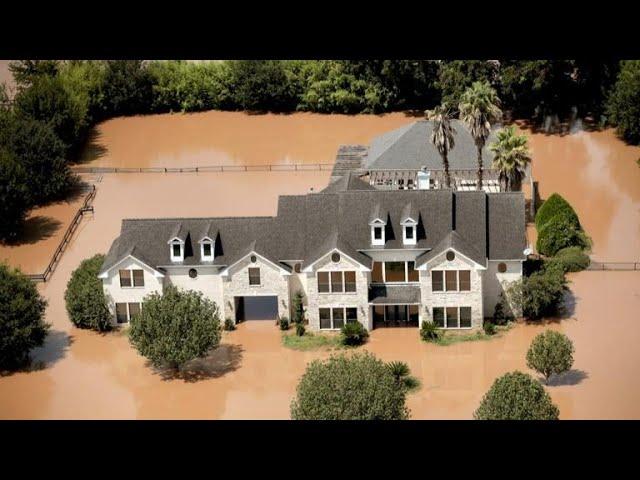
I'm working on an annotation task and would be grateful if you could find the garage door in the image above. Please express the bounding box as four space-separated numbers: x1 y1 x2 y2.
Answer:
235 296 278 321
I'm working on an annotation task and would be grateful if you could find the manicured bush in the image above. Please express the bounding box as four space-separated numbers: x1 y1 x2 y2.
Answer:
224 317 236 331
128 285 221 370
504 267 567 320
535 193 580 230
340 321 369 346
0 262 50 370
483 321 496 336
526 330 575 384
537 215 589 256
473 371 559 420
64 254 111 331
420 320 440 342
547 246 591 273
295 323 305 337
290 352 410 420
279 316 290 331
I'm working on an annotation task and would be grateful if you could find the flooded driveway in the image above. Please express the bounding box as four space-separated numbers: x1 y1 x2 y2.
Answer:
1 111 640 419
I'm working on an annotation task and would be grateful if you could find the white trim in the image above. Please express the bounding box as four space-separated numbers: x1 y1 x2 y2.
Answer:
373 261 420 284
400 217 418 226
302 248 371 273
318 306 359 330
117 267 146 289
98 254 165 279
316 270 358 294
368 218 387 226
198 236 214 244
220 250 291 277
415 247 487 271
432 306 473 330
170 239 184 262
166 236 185 245
430 269 472 292
371 225 385 246
200 238 214 262
402 224 417 245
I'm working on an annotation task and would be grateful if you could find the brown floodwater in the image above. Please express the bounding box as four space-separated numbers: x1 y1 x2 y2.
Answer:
0 60 14 96
1 111 639 419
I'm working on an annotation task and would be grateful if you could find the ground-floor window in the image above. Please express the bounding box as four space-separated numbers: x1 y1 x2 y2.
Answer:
373 304 419 328
432 306 472 329
319 307 358 330
115 302 142 324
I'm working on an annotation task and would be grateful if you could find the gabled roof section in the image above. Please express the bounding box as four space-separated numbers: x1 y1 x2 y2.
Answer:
487 193 527 260
302 231 372 271
414 230 486 268
320 171 376 193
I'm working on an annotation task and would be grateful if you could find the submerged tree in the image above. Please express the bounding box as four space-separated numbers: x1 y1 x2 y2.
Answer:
426 105 456 188
459 81 502 190
489 125 531 191
526 330 575 384
65 254 111 332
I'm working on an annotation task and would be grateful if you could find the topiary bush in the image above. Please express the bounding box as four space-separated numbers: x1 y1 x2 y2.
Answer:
128 285 221 370
0 262 50 370
340 321 369 346
224 317 236 331
279 316 290 331
290 352 410 420
535 193 580 230
546 246 591 273
64 254 111 331
537 215 590 256
474 371 560 420
420 320 440 342
526 330 575 384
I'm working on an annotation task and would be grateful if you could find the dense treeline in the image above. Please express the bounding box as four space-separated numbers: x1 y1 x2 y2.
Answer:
0 59 638 241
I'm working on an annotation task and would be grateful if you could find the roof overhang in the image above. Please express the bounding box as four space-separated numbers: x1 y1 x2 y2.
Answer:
415 247 487 271
302 248 371 273
167 237 185 245
98 254 166 279
219 251 291 277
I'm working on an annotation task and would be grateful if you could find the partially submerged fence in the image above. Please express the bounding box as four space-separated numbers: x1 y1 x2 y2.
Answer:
587 262 640 271
73 163 335 174
26 185 97 283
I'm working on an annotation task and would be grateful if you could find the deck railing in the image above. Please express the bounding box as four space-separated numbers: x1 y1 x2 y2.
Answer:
587 262 640 271
72 163 335 174
26 185 97 283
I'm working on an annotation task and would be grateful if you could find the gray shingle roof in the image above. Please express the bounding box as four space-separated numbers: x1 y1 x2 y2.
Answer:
369 285 422 304
100 187 526 276
320 171 376 193
365 119 500 171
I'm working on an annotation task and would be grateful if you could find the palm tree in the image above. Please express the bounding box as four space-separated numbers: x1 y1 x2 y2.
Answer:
489 126 532 191
458 81 502 190
426 105 456 188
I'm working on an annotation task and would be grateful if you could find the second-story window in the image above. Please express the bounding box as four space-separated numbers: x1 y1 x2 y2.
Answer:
431 270 471 292
317 271 357 293
119 269 144 287
248 267 261 286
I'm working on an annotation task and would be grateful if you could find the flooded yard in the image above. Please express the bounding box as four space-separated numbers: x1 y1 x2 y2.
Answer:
1 111 639 419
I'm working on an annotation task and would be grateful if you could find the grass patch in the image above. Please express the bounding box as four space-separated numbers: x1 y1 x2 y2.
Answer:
282 331 343 351
426 324 513 346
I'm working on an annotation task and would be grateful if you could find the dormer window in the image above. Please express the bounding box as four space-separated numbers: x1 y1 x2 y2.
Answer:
170 239 184 262
200 237 214 262
401 218 418 246
369 219 386 246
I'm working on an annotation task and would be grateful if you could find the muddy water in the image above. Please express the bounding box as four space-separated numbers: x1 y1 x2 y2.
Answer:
78 111 414 168
0 60 14 96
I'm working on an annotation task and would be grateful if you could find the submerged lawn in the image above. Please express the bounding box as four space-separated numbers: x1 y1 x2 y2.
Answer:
282 331 343 351
429 324 514 346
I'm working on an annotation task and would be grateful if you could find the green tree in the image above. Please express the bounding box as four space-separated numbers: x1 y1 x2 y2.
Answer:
0 147 29 240
474 371 559 420
458 81 502 190
64 254 111 332
100 60 153 118
427 105 456 188
9 60 59 91
526 330 575 384
606 60 640 144
537 216 589 256
437 60 499 108
0 262 50 370
291 290 305 324
535 193 580 230
290 352 410 420
504 267 568 320
128 285 221 370
489 125 532 191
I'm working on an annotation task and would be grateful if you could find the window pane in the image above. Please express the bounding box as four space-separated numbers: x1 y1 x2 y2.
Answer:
371 262 383 283
331 271 343 293
249 268 260 285
407 261 419 282
132 270 144 287
332 308 345 329
408 305 419 325
374 227 382 240
432 271 443 291
446 307 459 328
346 307 358 324
385 262 406 282
459 270 471 291
172 244 181 257
318 272 330 293
116 303 128 323
405 226 414 239
433 307 445 328
128 303 141 320
460 307 472 328
119 270 131 287
445 271 458 291
319 308 331 329
203 243 212 256
344 271 356 292
373 306 385 326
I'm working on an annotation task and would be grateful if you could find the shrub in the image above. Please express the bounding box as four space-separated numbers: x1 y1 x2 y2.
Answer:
279 316 290 331
526 330 575 384
291 290 305 324
474 371 560 420
483 321 496 336
547 246 591 273
606 60 640 144
340 321 369 346
290 352 410 420
420 320 440 342
537 215 589 256
387 360 420 391
535 193 580 230
0 148 29 240
0 262 50 370
295 322 305 337
493 294 515 325
505 267 567 320
128 285 221 370
64 254 111 331
224 317 236 331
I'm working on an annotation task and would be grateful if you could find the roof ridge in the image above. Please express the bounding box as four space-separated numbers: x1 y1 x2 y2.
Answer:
369 121 418 164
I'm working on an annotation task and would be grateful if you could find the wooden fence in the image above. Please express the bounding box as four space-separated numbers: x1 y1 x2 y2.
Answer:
73 163 335 174
26 185 97 283
587 262 640 271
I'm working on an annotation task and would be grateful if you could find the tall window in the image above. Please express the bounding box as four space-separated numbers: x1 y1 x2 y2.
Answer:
374 227 382 240
331 272 343 293
172 244 181 257
372 262 420 283
405 226 414 239
431 270 471 292
319 307 358 330
115 302 142 324
248 267 261 286
119 269 131 287
459 270 471 291
445 271 458 291
201 240 213 260
119 269 144 288
372 262 383 283
384 262 406 282
344 271 356 292
407 261 419 282
317 271 356 293
432 271 443 291
318 272 330 293
432 306 472 329
170 240 183 261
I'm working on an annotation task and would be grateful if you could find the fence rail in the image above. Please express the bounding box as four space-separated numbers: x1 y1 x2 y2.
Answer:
587 262 640 271
72 163 335 174
26 185 97 283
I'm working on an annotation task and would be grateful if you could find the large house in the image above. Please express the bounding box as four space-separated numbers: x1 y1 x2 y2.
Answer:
99 173 527 331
